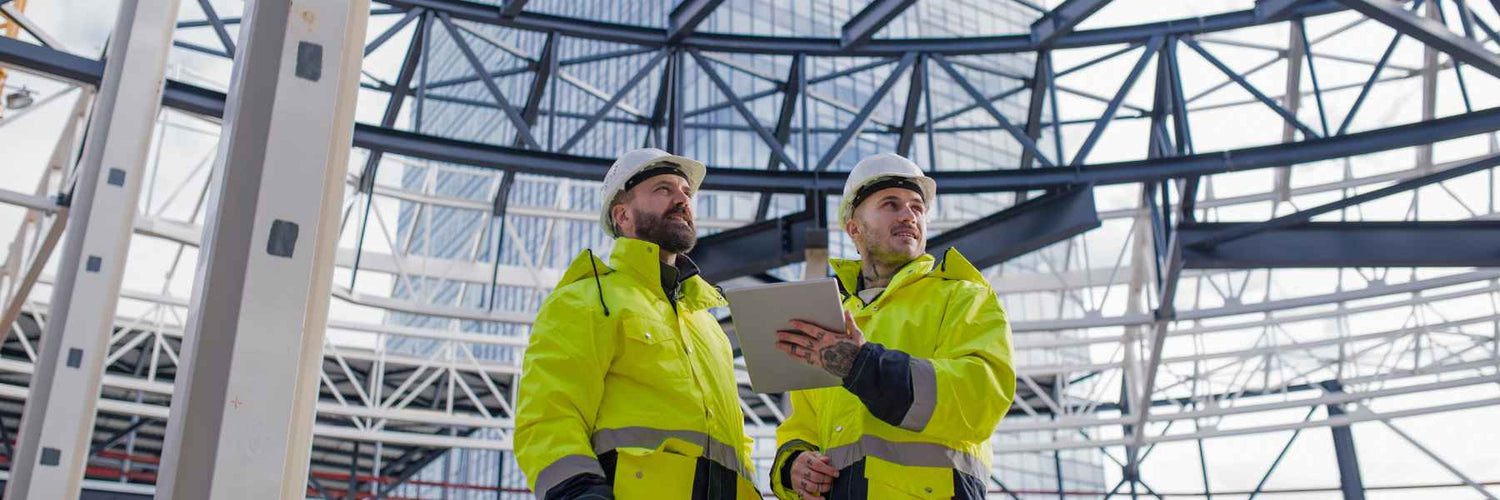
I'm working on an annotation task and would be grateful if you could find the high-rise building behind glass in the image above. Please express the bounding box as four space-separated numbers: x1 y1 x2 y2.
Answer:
384 1 1103 497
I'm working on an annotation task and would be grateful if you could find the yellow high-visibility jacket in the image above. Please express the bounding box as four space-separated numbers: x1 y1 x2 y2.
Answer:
515 238 758 499
772 248 1016 499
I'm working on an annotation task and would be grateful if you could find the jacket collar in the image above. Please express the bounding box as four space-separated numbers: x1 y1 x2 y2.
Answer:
829 247 989 307
609 237 670 290
556 238 727 312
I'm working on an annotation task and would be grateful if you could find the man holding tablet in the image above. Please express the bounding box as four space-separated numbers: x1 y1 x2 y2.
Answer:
770 153 1017 500
515 148 758 499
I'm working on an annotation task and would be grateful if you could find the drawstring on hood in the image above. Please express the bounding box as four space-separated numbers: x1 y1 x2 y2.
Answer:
588 249 610 317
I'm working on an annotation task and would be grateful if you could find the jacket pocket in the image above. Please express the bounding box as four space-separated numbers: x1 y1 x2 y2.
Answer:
613 448 698 499
864 456 954 499
621 316 690 380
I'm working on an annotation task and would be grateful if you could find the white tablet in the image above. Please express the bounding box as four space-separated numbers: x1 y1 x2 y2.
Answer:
724 278 845 393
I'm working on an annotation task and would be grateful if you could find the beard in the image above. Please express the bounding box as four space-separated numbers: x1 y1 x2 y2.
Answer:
634 205 697 254
854 219 924 264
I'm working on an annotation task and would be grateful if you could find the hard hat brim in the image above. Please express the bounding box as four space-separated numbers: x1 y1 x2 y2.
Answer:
839 174 937 226
645 154 707 192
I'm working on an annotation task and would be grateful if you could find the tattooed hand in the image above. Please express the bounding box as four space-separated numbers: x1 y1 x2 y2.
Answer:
775 310 866 378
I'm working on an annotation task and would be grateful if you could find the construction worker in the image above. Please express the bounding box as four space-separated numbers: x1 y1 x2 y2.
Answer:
515 148 759 499
769 153 1016 499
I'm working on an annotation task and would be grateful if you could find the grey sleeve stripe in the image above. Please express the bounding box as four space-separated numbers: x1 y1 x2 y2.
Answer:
534 454 605 497
591 426 754 483
825 435 989 481
899 357 937 432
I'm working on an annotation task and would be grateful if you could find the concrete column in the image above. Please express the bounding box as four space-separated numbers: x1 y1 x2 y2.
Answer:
4 2 181 498
154 0 369 498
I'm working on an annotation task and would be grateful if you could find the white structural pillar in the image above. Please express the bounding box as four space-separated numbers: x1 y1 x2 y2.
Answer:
154 0 368 498
4 1 181 498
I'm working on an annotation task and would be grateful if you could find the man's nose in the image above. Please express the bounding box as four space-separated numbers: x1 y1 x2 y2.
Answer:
896 206 918 223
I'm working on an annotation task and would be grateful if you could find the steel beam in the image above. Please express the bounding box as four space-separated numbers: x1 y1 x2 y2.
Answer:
1182 37 1321 139
0 86 86 337
87 418 154 459
927 187 1100 269
1275 20 1305 201
697 187 1099 282
0 210 64 346
1031 0 1113 47
499 0 527 18
668 50 684 153
360 103 1500 192
377 0 1348 55
1335 0 1500 79
842 0 918 49
195 0 237 56
767 53 803 172
1188 153 1500 249
932 53 1056 168
0 36 103 84
1127 204 1185 457
347 441 361 498
0 3 66 51
1019 51 1052 170
363 7 422 56
1181 221 1500 268
1255 0 1311 21
558 49 667 153
757 54 804 220
1321 381 1367 500
1072 36 1160 166
1380 420 1499 500
171 38 229 56
4 2 180 499
357 12 427 190
349 9 427 290
436 11 542 149
1418 0 1440 170
1338 0 1419 135
690 49 804 169
374 431 481 498
667 0 726 42
517 31 556 146
646 48 674 149
689 211 817 283
896 54 925 156
9 34 1500 193
813 52 918 171
154 0 369 498
1248 407 1318 500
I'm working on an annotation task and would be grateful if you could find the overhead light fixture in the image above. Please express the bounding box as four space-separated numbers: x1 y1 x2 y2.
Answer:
6 87 35 110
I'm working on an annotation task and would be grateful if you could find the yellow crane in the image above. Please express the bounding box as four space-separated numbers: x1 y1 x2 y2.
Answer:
0 0 31 119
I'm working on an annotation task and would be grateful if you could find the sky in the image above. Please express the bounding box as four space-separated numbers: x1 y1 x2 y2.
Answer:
1 1 1499 498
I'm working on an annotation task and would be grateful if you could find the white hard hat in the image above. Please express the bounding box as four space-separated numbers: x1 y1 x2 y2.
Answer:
838 153 937 226
598 148 706 238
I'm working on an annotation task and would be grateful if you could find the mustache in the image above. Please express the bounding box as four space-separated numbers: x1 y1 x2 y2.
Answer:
664 205 691 220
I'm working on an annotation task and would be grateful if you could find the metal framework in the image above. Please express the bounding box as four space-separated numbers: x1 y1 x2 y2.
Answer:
1 0 1500 498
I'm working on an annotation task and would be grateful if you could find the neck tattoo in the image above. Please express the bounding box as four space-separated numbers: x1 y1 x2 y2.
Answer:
860 264 894 290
